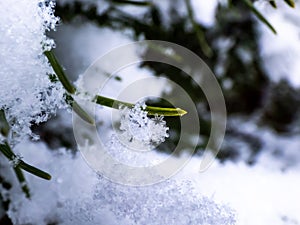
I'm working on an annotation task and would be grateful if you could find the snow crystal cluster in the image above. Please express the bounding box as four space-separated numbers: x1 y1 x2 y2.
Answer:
104 103 170 167
118 103 169 149
0 0 65 143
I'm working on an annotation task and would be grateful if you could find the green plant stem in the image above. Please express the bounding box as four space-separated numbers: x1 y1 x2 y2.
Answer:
185 0 213 58
94 95 187 116
284 0 295 8
18 161 51 180
0 109 10 137
0 110 50 197
44 51 76 94
0 142 51 180
45 50 188 117
269 0 277 8
13 167 30 198
64 94 95 124
241 0 277 34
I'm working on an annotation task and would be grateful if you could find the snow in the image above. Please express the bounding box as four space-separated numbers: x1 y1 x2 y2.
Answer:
104 103 169 168
190 0 219 27
255 1 300 87
0 140 236 225
118 103 169 148
0 0 65 143
4 136 300 225
181 159 300 225
3 141 101 225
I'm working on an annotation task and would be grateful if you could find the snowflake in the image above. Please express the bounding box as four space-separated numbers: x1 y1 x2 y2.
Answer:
118 103 169 149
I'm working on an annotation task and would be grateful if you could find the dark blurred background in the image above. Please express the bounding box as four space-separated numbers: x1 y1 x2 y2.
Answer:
39 0 300 167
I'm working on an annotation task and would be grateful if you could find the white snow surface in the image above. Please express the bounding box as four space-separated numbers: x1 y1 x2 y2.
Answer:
2 137 300 225
1 140 236 225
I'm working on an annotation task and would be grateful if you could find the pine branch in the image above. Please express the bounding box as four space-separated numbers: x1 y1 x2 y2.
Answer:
44 50 188 117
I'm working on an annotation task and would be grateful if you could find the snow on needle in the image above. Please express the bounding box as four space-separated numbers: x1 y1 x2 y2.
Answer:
10 154 22 168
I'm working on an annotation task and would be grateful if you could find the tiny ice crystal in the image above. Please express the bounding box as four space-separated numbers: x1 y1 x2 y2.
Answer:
118 103 169 149
10 154 22 168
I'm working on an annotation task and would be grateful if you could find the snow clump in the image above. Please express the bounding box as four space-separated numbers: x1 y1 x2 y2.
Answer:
0 0 65 143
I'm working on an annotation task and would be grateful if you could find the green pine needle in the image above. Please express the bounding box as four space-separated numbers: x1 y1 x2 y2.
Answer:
284 0 295 8
94 95 187 117
44 51 76 94
0 143 51 180
242 0 277 34
45 50 187 117
269 0 277 8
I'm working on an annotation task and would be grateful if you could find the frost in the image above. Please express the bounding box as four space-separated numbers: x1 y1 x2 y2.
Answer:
118 103 169 150
0 0 66 143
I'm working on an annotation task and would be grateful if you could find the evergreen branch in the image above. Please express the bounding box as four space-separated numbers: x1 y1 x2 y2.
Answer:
44 51 76 94
45 51 95 124
64 94 95 124
18 161 51 180
94 95 187 116
13 167 30 198
0 110 31 197
45 50 188 117
0 142 51 180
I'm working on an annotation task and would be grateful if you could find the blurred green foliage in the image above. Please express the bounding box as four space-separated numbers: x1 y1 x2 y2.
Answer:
53 1 299 162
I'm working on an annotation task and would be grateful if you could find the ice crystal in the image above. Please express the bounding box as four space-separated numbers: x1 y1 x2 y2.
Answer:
118 103 169 150
0 0 65 143
104 103 170 167
9 154 22 168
